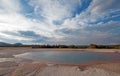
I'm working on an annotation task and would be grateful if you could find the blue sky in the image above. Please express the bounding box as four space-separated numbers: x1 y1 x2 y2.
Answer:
0 0 120 45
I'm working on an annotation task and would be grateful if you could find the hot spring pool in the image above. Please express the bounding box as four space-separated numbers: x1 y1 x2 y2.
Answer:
14 51 120 64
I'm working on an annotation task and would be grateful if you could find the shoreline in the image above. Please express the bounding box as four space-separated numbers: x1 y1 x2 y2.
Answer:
35 60 120 68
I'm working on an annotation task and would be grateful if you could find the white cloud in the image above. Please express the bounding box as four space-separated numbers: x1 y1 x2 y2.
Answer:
29 0 81 24
80 0 120 22
0 0 58 42
0 32 33 41
60 0 120 29
0 13 58 39
89 0 120 14
56 21 120 45
0 0 21 13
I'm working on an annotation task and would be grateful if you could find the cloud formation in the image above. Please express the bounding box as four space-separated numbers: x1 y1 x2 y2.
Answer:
0 0 120 45
29 0 81 24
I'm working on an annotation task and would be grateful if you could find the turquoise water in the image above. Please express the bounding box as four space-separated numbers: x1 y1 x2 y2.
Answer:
15 51 120 64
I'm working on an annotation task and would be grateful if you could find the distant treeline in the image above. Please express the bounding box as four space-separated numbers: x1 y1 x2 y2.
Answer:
88 44 120 49
31 45 88 49
0 43 120 49
30 44 120 49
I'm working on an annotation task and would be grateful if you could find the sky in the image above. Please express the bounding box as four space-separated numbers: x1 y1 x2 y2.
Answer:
0 0 120 45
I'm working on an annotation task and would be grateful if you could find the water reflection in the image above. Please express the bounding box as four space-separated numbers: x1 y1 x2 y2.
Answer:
14 51 120 64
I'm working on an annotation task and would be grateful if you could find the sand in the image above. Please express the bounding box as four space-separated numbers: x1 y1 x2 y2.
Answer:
39 64 120 76
0 47 119 76
9 62 120 76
